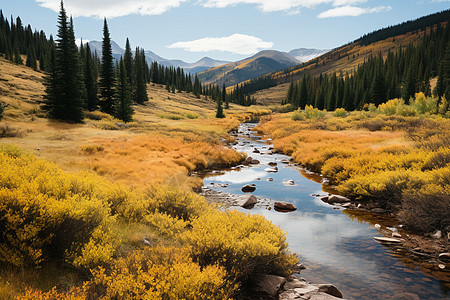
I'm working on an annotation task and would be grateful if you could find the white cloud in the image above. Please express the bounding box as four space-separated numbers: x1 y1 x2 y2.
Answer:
167 33 273 55
318 5 391 18
75 38 89 47
35 0 188 18
199 0 331 13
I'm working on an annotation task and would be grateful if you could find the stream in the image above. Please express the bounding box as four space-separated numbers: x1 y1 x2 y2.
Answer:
199 123 449 300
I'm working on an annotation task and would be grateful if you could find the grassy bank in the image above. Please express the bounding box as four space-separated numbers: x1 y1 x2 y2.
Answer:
256 95 450 234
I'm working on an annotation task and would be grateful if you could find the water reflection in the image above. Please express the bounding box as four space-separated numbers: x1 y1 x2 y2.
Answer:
201 123 449 299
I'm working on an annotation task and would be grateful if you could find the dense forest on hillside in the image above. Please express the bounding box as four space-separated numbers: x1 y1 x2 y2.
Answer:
227 9 450 105
285 22 450 111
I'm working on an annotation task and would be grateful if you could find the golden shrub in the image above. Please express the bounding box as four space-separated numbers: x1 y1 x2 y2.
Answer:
183 210 298 282
84 247 237 300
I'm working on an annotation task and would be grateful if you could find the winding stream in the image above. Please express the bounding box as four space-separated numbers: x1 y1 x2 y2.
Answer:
200 123 449 300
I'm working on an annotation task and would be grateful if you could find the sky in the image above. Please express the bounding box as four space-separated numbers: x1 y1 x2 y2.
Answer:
2 0 450 63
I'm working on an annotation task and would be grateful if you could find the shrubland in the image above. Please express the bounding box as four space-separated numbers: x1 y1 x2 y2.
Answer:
0 146 297 299
256 93 450 233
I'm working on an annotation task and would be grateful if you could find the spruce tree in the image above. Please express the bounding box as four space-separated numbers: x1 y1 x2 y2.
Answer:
123 38 133 89
299 76 308 109
216 96 225 118
42 2 84 123
0 103 4 120
84 43 98 111
13 40 22 64
99 18 115 114
133 47 148 104
114 58 133 122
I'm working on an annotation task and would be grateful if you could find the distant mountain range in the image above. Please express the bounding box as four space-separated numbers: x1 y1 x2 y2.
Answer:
87 40 229 74
87 40 328 79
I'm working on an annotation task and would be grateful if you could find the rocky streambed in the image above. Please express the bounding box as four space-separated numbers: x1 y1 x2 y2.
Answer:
197 123 450 300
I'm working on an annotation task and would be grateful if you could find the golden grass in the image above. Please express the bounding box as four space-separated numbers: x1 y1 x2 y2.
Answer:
0 58 265 189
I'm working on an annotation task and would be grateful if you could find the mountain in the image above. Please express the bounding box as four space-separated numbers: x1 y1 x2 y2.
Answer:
248 9 450 104
87 41 229 73
197 50 300 87
288 48 329 63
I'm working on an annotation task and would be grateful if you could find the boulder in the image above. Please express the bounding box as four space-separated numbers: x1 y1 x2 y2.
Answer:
239 194 258 208
250 159 260 164
267 178 274 182
432 230 442 239
274 201 297 211
327 195 350 203
268 162 277 166
392 232 402 238
253 148 260 153
253 274 286 298
317 284 343 298
265 167 278 173
241 184 256 193
371 208 386 214
287 180 295 185
284 278 307 290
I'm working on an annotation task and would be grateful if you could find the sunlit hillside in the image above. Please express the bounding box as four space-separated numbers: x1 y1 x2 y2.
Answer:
0 57 269 189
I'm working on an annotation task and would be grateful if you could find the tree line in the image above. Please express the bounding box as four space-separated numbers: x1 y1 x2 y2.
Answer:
285 22 450 111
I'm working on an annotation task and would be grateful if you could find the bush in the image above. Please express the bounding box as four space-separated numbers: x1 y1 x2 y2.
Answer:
334 108 347 118
304 105 325 119
183 210 298 282
399 186 450 233
0 124 25 138
84 247 237 300
0 153 120 268
291 109 304 121
0 143 24 158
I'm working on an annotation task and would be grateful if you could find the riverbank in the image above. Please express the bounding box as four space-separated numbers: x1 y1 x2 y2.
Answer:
255 108 449 242
201 121 449 299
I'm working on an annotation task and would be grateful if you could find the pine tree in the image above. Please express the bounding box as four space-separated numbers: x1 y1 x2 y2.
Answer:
133 47 148 104
216 96 225 118
222 84 229 109
99 18 115 114
114 58 133 122
299 76 308 109
84 43 98 111
42 2 84 123
123 38 133 89
13 40 22 64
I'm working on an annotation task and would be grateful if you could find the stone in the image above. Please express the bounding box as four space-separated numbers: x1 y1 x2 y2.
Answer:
292 263 306 273
268 162 278 166
253 148 260 153
327 195 350 203
374 224 381 229
432 230 442 239
267 178 274 182
253 274 286 298
316 284 343 298
250 159 260 164
274 201 297 211
438 252 450 261
265 167 278 173
284 279 307 290
239 194 258 208
373 237 402 244
142 237 151 246
294 285 319 295
241 184 256 193
320 196 329 202
287 180 295 185
392 232 402 238
371 208 386 214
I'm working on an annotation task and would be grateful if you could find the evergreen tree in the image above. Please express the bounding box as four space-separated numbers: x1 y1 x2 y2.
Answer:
133 47 148 104
0 103 4 120
216 96 225 118
299 76 308 109
99 18 115 114
123 38 133 89
114 58 134 122
222 84 229 109
84 43 98 111
42 2 84 123
13 40 22 64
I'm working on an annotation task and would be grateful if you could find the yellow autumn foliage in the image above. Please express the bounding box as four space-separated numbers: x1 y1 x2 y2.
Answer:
183 210 298 282
0 152 120 268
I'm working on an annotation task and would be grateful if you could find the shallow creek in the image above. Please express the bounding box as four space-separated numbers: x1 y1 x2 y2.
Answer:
199 123 449 300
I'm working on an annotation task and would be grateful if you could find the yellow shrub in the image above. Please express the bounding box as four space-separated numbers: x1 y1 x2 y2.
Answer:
183 210 298 282
0 153 120 268
84 247 236 300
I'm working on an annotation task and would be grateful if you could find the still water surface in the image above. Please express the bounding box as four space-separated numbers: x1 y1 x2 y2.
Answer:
201 123 449 300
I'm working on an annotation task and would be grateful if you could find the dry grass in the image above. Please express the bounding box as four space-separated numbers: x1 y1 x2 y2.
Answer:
0 58 262 189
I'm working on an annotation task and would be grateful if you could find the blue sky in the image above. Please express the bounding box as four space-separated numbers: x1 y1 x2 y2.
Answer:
2 0 449 62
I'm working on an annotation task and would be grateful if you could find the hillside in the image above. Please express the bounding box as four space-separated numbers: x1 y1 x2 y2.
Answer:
250 10 450 104
0 56 268 187
198 50 299 87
